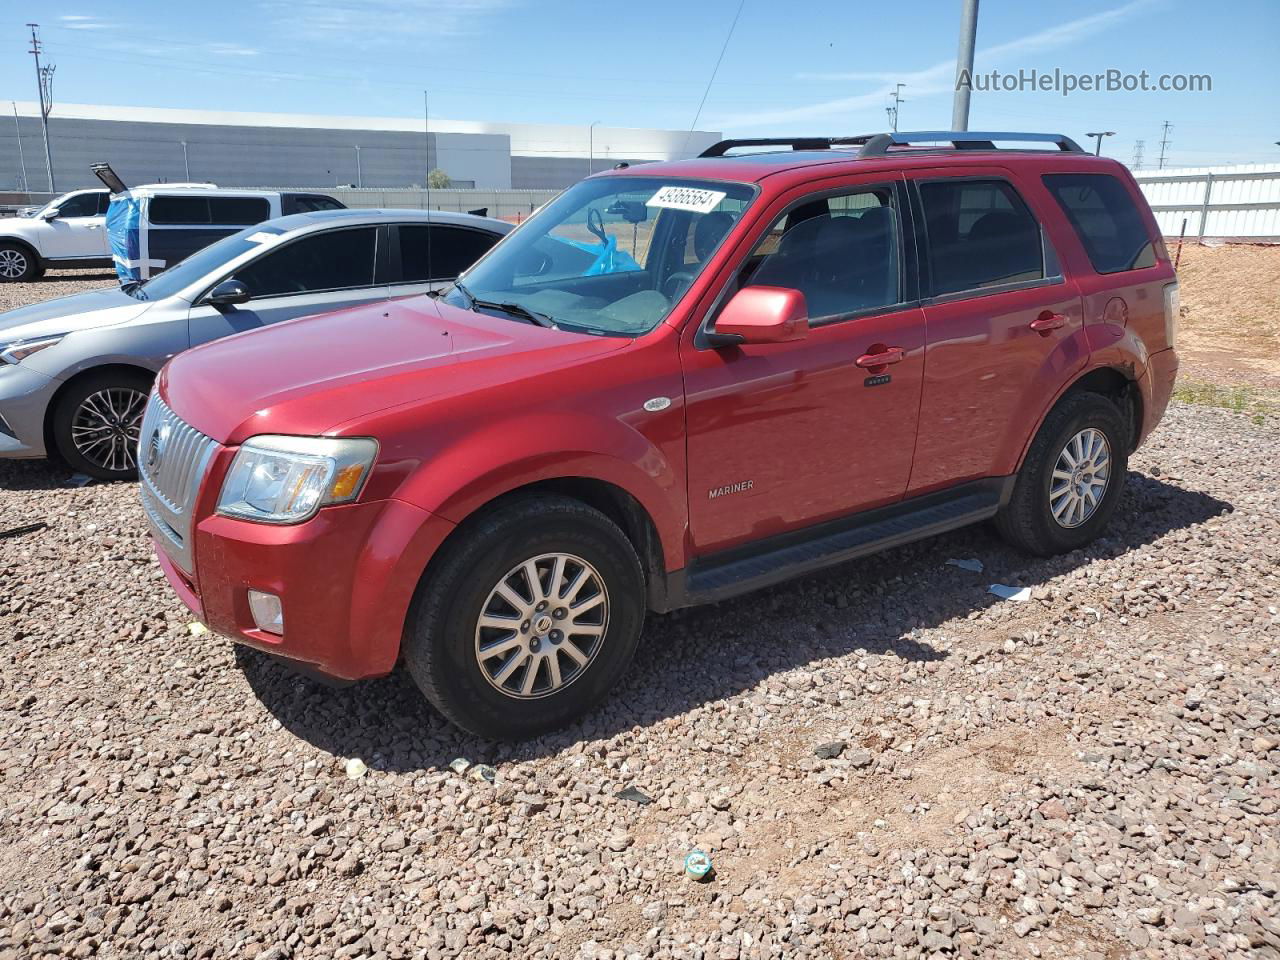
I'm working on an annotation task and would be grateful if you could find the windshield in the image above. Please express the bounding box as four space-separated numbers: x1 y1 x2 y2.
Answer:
129 225 286 301
444 176 754 335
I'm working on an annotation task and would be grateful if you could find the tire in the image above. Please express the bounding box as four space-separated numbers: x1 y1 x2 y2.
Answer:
0 243 39 282
996 391 1129 556
404 495 646 739
51 369 153 481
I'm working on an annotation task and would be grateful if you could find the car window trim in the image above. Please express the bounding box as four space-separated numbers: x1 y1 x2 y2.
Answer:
695 178 917 348
906 173 1063 304
194 225 382 305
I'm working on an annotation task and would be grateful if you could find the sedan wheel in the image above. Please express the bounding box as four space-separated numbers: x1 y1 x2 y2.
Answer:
70 387 149 475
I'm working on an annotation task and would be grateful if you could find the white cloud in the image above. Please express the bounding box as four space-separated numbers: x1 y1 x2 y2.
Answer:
712 0 1157 128
59 14 116 30
267 0 515 41
207 42 260 57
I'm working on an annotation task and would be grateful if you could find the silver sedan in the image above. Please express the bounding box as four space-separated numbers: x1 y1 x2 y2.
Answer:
0 208 511 479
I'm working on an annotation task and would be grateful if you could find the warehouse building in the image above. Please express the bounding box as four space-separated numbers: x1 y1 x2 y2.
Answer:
3 102 721 192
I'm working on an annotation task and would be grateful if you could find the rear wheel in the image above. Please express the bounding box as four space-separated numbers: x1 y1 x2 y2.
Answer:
0 243 38 282
404 495 645 739
52 370 153 480
996 391 1129 556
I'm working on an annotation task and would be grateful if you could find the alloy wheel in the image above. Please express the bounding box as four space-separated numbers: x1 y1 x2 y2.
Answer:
1049 427 1111 528
474 552 609 699
71 387 148 474
0 249 28 280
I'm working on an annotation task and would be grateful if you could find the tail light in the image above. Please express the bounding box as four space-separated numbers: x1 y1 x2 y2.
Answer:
1163 281 1180 349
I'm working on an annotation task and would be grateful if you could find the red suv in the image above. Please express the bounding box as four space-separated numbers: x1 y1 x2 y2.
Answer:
141 131 1179 738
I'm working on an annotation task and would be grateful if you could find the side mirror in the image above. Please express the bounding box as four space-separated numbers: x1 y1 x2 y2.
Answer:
206 279 251 306
710 286 808 346
40 207 61 221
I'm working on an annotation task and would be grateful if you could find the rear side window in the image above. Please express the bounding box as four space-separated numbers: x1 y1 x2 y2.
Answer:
918 179 1045 296
1043 173 1156 274
150 196 270 226
398 225 501 281
231 227 377 298
288 194 345 213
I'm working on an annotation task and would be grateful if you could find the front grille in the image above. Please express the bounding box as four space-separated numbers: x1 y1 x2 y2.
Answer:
137 392 219 574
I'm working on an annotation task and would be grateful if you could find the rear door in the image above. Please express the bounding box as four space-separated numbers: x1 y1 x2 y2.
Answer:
186 225 389 347
385 223 504 299
906 168 1085 495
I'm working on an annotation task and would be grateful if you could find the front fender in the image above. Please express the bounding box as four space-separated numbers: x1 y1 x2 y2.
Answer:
367 409 687 571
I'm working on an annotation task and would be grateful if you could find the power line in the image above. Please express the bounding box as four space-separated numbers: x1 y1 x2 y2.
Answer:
1157 120 1173 170
684 0 747 156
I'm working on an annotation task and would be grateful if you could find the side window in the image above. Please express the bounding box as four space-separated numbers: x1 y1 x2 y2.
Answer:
918 179 1045 296
742 186 900 319
232 228 377 298
96 192 112 216
398 225 501 282
149 197 210 225
1043 173 1156 274
57 193 100 218
208 197 270 226
295 195 345 212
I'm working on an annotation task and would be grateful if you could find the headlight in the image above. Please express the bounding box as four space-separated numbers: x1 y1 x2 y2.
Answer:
1 335 64 365
216 435 378 524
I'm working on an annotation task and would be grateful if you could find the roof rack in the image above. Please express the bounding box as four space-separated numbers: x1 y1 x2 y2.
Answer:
697 131 1083 160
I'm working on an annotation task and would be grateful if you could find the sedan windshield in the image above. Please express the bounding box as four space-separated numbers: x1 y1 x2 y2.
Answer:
443 177 755 335
128 225 286 301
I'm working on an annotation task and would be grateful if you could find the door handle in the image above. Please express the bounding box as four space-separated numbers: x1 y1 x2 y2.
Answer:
855 346 905 368
1029 311 1066 334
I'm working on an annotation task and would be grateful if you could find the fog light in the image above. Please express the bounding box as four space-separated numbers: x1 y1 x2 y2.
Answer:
248 590 284 635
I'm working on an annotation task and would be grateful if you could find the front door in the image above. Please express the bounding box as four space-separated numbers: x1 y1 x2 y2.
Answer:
906 169 1085 494
187 225 389 347
38 191 109 259
682 177 925 555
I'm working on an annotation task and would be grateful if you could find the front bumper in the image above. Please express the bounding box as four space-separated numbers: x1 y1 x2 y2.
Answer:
0 363 58 458
153 496 457 681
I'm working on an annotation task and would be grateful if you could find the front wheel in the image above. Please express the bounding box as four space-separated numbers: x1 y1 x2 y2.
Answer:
0 243 39 282
996 391 1129 556
403 495 645 739
51 370 153 480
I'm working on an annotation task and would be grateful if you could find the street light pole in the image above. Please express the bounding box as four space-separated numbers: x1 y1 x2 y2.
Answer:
354 145 362 188
950 0 980 131
589 121 600 176
180 140 190 180
1086 131 1115 156
11 102 30 193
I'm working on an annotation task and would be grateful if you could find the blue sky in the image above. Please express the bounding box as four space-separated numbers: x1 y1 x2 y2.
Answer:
1 0 1276 167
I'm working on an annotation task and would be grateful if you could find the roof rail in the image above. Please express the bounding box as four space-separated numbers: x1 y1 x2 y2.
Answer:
856 131 1084 156
698 136 877 158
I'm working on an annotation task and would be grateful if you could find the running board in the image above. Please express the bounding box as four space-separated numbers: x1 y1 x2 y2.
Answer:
657 477 1013 610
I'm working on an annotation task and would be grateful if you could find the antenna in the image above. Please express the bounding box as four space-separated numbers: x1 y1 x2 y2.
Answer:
1157 120 1173 170
26 23 55 192
424 89 435 285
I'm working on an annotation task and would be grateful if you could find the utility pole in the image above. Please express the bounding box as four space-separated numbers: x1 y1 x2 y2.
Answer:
1086 131 1115 156
11 102 30 192
1157 121 1173 169
951 0 980 131
1131 140 1145 170
886 84 906 132
26 23 56 192
589 121 600 175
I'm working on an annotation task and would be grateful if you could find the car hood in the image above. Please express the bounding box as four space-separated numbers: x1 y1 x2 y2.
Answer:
0 286 151 343
161 295 627 444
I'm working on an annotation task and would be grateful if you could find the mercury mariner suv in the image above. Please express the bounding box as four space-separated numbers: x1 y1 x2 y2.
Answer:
140 131 1179 738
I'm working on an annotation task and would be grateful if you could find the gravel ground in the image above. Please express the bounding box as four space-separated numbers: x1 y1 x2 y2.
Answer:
2 402 1277 960
0 270 118 312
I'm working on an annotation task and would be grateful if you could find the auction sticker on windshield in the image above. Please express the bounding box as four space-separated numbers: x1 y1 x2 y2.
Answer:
647 186 727 215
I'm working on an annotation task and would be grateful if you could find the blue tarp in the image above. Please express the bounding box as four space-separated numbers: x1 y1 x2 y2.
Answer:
105 196 142 286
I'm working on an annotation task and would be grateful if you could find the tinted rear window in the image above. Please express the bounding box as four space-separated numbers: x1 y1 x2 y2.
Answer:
918 179 1046 295
399 225 501 281
149 196 270 226
1042 173 1156 274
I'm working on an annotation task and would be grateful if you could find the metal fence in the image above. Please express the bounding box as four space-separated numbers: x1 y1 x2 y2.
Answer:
1134 165 1280 240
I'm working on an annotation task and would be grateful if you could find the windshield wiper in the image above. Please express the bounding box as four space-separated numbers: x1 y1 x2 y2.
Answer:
453 280 555 328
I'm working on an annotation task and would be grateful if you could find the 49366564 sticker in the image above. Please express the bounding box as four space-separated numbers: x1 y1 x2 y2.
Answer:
646 186 728 215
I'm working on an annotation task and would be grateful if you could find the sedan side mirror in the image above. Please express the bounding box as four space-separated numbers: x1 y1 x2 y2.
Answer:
206 279 251 306
40 207 61 221
710 285 809 346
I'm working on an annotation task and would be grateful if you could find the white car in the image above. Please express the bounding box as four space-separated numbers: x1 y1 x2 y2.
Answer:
1 188 114 280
